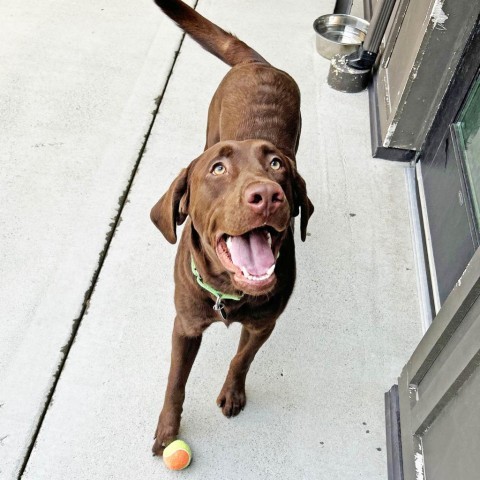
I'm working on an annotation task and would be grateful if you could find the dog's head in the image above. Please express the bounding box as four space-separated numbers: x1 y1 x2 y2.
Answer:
151 140 313 296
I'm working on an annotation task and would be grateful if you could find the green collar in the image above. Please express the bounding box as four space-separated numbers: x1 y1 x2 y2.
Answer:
190 256 243 317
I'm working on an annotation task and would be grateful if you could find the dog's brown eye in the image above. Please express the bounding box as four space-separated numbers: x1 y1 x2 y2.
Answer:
212 163 226 175
270 158 282 170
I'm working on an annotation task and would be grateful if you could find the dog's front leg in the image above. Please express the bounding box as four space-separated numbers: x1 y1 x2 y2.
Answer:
217 321 276 418
152 317 202 455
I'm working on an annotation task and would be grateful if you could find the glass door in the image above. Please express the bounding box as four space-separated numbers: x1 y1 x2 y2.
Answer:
420 69 480 307
454 75 480 236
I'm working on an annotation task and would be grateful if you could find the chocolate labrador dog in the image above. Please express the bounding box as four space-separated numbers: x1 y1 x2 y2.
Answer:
150 0 314 455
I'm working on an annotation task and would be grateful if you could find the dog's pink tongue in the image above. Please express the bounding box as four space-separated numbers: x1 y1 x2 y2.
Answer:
229 230 275 276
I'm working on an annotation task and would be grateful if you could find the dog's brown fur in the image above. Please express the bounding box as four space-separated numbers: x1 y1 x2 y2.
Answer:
150 0 313 455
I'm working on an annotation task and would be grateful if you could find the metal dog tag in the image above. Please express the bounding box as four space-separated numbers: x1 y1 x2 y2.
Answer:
213 298 227 320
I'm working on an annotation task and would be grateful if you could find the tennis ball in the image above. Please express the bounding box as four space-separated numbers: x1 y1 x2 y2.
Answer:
163 439 192 470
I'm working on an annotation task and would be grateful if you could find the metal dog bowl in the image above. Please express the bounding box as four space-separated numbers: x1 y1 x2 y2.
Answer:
314 14 369 60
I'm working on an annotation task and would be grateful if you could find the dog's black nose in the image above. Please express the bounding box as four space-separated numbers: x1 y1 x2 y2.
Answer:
244 182 285 216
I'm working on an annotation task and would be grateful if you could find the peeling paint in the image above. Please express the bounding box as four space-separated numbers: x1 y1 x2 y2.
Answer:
415 452 425 480
411 64 420 81
431 0 449 30
409 384 419 402
456 264 470 287
383 122 398 147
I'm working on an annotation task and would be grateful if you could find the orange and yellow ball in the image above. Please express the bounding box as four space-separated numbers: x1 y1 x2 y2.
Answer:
163 439 192 470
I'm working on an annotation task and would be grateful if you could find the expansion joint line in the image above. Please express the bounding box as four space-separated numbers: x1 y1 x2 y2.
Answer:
16 9 196 477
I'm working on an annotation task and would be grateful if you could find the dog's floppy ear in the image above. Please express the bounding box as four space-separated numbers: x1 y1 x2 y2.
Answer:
287 158 314 242
294 171 314 241
150 167 190 244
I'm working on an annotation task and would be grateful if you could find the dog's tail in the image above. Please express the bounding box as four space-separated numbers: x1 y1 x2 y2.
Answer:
153 0 268 66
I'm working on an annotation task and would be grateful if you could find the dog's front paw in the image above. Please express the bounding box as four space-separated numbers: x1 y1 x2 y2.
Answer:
152 413 180 456
216 382 246 418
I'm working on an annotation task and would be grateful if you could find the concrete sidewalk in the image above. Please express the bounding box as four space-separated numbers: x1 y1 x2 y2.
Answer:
0 1 422 478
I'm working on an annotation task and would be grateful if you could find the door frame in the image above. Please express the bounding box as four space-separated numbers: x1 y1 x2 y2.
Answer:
396 245 480 480
386 19 480 480
418 20 480 311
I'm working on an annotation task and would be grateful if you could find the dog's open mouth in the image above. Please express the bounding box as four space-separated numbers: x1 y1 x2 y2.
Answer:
216 227 282 290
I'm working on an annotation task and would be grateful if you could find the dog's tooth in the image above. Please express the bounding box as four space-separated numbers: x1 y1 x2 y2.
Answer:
226 236 232 251
240 264 276 282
